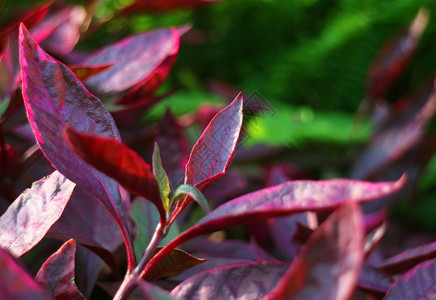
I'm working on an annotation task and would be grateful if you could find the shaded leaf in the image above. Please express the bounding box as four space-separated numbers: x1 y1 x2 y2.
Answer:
358 265 393 296
0 171 75 256
171 261 289 299
65 127 164 219
19 24 134 269
120 0 221 14
266 203 364 300
84 29 179 96
100 280 181 300
384 258 436 299
69 63 114 82
35 239 85 300
379 241 436 274
146 247 206 281
0 247 51 299
144 176 404 277
185 93 243 190
366 9 429 102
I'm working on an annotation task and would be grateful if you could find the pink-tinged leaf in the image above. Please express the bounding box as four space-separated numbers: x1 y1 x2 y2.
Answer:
120 0 221 14
0 2 52 51
84 29 179 96
142 177 404 278
351 77 436 179
34 6 86 55
0 171 75 257
35 239 85 300
185 93 243 190
156 109 188 189
19 24 135 269
0 247 51 299
69 63 114 82
65 127 164 219
358 265 394 296
379 241 436 274
366 9 429 102
266 203 364 300
384 258 436 299
146 247 206 281
171 261 289 299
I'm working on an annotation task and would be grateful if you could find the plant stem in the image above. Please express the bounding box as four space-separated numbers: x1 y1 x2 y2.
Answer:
114 220 165 300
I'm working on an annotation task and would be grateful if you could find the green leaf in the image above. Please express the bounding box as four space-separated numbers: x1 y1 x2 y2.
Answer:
0 98 10 119
152 142 171 210
171 184 211 213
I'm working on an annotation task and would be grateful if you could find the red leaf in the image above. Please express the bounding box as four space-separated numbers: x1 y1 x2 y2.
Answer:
84 28 179 96
146 247 206 281
384 258 436 299
120 0 221 14
171 261 289 299
65 127 164 219
0 248 51 299
366 9 429 102
185 93 243 190
19 24 135 269
35 239 85 300
69 63 114 82
266 203 364 300
143 176 404 278
0 171 75 257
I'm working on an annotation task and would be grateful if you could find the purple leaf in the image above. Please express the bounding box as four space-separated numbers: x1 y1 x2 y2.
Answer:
384 258 436 299
146 247 206 281
143 176 404 278
35 239 85 300
100 280 181 300
19 24 135 268
171 261 289 299
0 247 51 299
0 171 75 257
379 241 436 274
358 265 394 296
84 29 179 96
266 203 364 300
185 93 243 190
119 0 221 14
366 9 429 102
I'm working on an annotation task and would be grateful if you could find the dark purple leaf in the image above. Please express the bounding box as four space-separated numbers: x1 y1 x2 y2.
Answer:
143 176 404 278
357 265 393 296
120 0 221 14
156 109 188 189
351 77 436 179
65 127 164 218
19 24 135 269
0 171 75 256
266 203 364 300
69 63 114 82
34 6 86 55
379 241 436 274
146 247 206 281
100 280 181 300
111 96 164 128
35 239 85 300
171 261 289 299
364 222 387 259
185 93 243 190
203 170 247 206
384 258 436 299
84 29 179 96
366 9 429 102
0 247 51 299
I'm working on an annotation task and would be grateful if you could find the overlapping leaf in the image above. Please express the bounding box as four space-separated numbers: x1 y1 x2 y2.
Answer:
84 28 179 96
0 171 75 257
171 261 289 299
19 24 134 267
0 248 51 299
266 203 363 300
65 127 164 218
35 239 85 300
